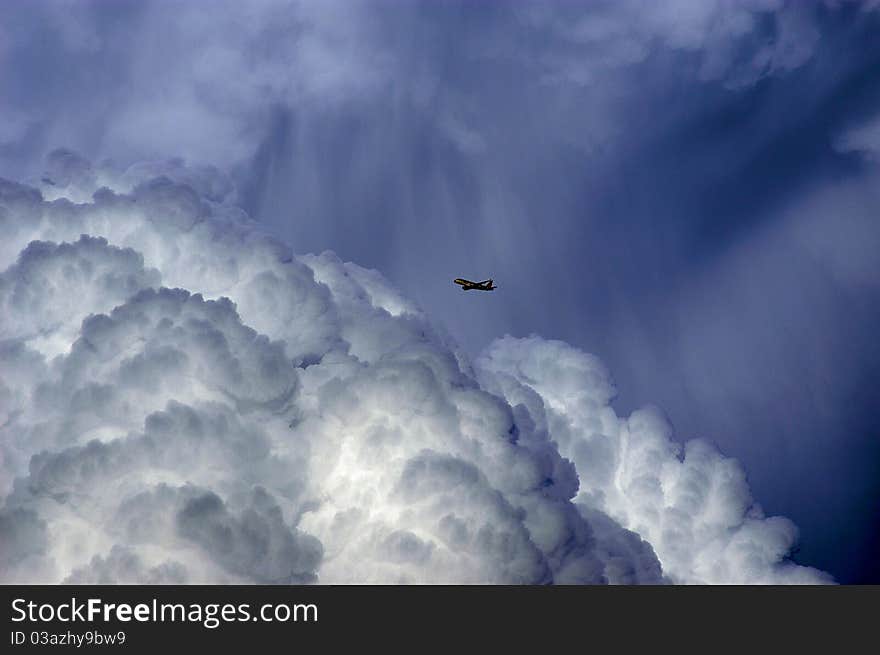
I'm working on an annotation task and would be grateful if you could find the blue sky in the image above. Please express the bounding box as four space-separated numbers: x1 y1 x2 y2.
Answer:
2 0 879 582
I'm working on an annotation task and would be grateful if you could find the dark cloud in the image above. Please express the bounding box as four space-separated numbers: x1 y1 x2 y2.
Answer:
64 546 188 585
0 508 47 572
1 0 877 582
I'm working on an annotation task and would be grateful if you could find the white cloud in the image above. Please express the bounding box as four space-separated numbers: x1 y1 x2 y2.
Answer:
477 336 833 583
0 157 828 583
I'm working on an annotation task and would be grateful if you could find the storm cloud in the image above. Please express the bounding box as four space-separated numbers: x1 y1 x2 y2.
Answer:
2 0 878 582
0 159 829 583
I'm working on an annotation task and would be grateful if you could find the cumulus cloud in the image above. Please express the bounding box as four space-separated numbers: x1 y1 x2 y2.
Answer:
477 336 833 583
0 155 830 584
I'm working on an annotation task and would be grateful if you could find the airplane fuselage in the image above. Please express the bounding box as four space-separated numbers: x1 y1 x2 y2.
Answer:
454 278 496 291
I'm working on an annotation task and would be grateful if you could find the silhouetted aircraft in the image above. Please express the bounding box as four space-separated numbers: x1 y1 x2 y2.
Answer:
454 278 496 291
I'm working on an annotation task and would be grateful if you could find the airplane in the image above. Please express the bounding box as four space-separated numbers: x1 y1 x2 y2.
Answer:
454 277 497 291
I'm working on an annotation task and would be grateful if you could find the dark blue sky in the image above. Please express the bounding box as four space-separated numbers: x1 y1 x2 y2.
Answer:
2 0 879 582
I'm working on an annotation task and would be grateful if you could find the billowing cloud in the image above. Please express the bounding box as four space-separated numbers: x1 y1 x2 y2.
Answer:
0 156 829 583
477 336 832 583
